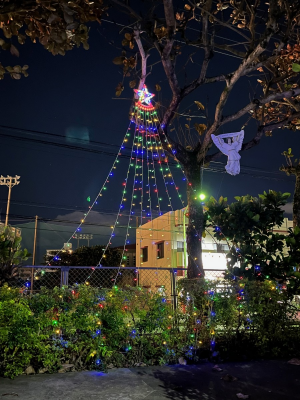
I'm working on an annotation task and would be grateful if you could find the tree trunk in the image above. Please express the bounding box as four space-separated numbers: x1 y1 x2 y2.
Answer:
183 155 205 279
293 168 300 228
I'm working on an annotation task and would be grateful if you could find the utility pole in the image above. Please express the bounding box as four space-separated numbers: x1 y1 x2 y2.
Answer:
31 215 38 294
0 175 20 226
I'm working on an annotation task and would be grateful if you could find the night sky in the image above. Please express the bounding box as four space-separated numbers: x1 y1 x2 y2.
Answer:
0 14 298 263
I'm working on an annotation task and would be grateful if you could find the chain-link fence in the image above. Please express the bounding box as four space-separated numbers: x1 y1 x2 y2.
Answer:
14 266 226 308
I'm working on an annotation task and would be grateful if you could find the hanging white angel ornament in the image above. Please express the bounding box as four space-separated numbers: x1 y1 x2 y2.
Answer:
211 130 244 176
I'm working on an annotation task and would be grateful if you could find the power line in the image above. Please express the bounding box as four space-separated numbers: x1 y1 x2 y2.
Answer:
0 124 123 150
0 124 292 180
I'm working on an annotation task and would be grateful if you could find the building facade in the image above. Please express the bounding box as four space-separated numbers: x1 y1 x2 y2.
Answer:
135 208 293 291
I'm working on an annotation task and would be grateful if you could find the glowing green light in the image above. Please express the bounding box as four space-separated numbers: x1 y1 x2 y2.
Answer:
87 196 91 202
199 193 206 201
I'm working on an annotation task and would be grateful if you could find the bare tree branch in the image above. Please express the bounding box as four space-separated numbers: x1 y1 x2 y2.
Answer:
242 110 300 152
221 87 300 126
134 29 148 91
214 43 246 58
194 4 251 41
182 0 214 97
163 0 176 36
199 0 281 158
110 0 142 21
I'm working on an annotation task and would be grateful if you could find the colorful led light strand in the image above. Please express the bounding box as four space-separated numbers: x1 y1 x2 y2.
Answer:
44 122 133 269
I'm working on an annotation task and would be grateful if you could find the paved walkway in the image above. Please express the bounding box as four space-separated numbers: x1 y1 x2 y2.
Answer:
0 360 299 399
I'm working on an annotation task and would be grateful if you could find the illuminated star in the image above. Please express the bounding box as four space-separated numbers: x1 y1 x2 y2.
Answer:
134 85 155 105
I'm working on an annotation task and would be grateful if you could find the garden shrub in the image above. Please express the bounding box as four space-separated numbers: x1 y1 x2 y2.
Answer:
178 278 300 360
0 279 300 379
0 284 185 378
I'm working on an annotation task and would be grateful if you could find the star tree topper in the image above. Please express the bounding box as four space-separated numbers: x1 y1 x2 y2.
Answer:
134 84 155 111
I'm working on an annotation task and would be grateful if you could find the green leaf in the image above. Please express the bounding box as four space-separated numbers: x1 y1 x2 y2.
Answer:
292 63 300 73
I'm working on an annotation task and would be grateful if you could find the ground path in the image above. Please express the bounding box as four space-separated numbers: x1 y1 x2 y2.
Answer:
0 360 299 399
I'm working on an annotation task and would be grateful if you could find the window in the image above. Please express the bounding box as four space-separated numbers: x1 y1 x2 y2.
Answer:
217 244 229 252
177 241 184 252
142 246 148 262
221 244 229 251
133 256 136 266
126 256 130 266
157 242 164 259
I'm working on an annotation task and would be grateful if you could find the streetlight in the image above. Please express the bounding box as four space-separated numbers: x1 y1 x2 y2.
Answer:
0 175 20 226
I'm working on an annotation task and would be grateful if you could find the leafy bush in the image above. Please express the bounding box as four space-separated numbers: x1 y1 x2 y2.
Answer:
204 191 300 292
1 279 300 379
0 284 184 378
178 278 300 360
0 226 30 286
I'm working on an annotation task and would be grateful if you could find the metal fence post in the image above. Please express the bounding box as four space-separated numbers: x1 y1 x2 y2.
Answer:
61 267 69 287
171 269 177 310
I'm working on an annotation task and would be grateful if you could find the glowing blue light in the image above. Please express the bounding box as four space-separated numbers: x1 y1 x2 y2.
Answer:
95 359 101 365
96 330 101 335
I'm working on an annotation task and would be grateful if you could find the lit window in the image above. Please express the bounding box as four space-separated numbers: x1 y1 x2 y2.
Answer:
177 241 184 252
157 242 164 259
142 247 148 262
